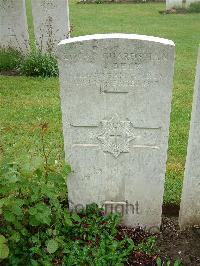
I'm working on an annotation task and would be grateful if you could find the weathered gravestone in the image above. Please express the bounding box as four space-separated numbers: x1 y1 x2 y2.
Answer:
179 48 200 229
0 0 29 53
166 0 183 9
31 0 70 54
57 34 175 228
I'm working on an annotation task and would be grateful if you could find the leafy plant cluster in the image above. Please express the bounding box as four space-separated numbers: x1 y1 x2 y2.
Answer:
0 159 158 266
0 49 22 72
0 49 58 77
0 158 69 265
19 51 58 77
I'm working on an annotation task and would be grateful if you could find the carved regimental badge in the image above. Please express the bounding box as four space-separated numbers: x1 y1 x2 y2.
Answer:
97 114 135 158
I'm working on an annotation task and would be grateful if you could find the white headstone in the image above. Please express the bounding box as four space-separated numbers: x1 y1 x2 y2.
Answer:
166 0 183 9
0 0 30 53
57 34 175 229
31 0 70 54
179 47 200 230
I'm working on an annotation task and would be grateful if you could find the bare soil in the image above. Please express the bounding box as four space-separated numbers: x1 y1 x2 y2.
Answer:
158 216 200 265
117 204 200 265
0 70 19 76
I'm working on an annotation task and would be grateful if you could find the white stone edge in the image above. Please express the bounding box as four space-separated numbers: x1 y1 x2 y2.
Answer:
178 45 200 229
58 33 175 47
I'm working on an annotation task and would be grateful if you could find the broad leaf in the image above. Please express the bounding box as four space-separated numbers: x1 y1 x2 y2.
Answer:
47 239 58 254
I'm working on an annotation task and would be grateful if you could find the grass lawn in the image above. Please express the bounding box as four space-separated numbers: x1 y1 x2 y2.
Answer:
0 0 200 204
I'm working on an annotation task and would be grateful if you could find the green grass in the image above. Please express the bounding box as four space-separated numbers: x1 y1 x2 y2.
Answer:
0 0 200 204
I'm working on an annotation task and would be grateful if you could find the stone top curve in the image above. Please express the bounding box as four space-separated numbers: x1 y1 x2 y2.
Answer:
58 33 175 47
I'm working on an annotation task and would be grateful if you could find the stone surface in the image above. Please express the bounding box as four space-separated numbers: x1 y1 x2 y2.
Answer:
0 0 29 53
166 0 183 9
179 48 200 230
31 0 70 54
57 34 175 228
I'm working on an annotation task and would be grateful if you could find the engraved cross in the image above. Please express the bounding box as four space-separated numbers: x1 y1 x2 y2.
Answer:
70 113 161 158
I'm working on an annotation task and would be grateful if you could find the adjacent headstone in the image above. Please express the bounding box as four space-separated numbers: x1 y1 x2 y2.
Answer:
31 0 70 54
179 47 200 230
57 34 175 229
0 0 30 53
185 0 199 7
166 0 183 10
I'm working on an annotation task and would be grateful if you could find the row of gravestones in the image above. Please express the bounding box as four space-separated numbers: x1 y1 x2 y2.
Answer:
166 0 198 9
0 0 70 54
0 0 198 54
56 34 200 230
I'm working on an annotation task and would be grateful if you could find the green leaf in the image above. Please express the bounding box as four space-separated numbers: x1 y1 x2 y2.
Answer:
20 228 28 236
34 168 43 178
63 164 71 175
29 203 51 226
174 259 182 266
29 216 40 227
31 157 43 169
41 185 55 198
30 259 39 266
47 239 58 254
0 198 6 208
0 244 9 259
156 257 162 266
10 232 20 243
30 246 41 255
71 213 81 223
0 235 6 245
11 205 23 216
0 235 9 259
64 210 72 226
28 207 37 216
4 211 16 223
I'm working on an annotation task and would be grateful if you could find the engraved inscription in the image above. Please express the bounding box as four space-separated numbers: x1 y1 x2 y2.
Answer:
70 114 161 158
100 86 128 94
97 114 135 158
103 50 168 69
6 26 17 38
62 49 168 65
65 72 162 94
